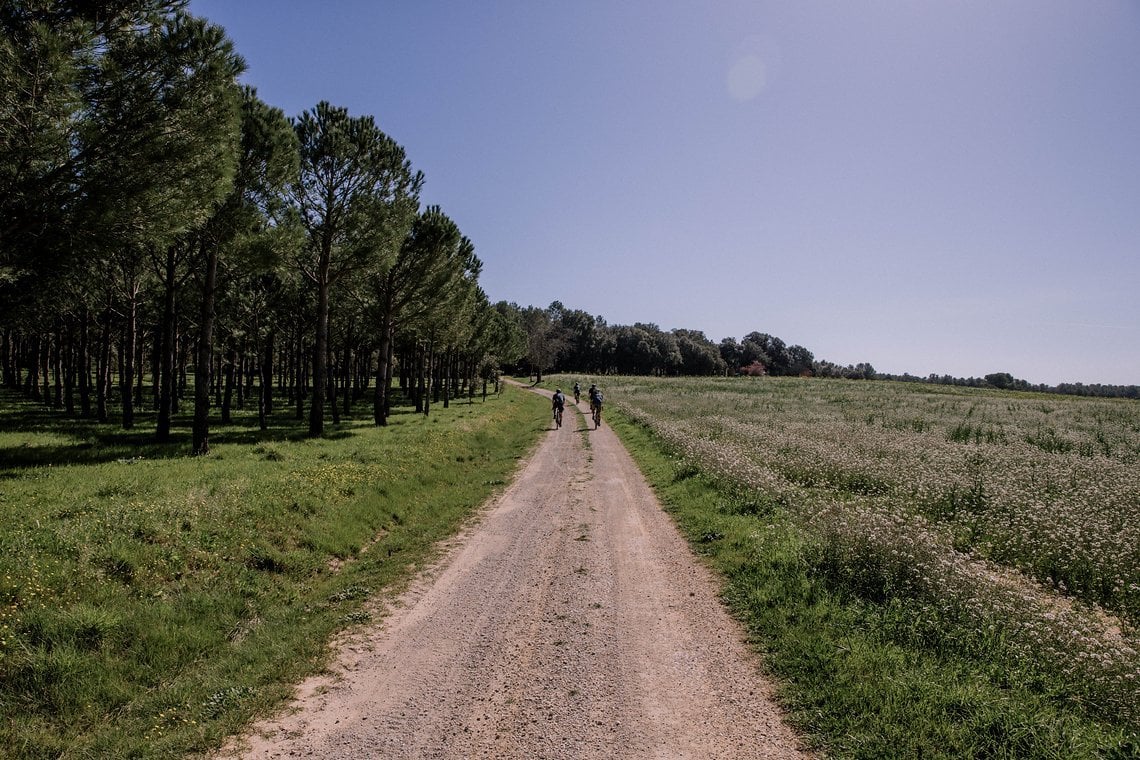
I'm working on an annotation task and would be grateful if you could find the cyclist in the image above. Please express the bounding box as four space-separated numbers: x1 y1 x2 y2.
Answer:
552 387 566 428
573 382 581 404
588 384 603 428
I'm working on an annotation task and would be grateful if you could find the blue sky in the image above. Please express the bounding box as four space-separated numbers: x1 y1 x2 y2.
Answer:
189 1 1140 386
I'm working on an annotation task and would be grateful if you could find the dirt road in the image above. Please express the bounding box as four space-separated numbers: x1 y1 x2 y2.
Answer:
229 388 808 758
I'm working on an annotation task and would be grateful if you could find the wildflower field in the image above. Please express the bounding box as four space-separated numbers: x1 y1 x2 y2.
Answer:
590 375 1140 757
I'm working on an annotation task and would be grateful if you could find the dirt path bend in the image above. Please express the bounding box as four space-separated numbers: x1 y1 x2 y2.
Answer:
228 386 809 759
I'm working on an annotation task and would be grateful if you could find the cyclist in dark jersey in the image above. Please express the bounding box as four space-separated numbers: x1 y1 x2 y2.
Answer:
552 388 566 428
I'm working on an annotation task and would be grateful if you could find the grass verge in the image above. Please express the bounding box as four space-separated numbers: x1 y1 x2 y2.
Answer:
606 407 1138 759
0 384 549 758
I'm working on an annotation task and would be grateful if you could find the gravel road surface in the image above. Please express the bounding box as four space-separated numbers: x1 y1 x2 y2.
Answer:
227 387 809 759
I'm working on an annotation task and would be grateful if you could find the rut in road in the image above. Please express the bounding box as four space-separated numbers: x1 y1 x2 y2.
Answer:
229 389 810 759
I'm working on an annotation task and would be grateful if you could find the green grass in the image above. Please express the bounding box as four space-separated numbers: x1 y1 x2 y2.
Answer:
604 405 1139 760
0 384 549 758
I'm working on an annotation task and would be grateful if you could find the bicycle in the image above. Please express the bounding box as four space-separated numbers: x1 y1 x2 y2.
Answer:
573 387 581 404
553 406 563 428
591 401 602 429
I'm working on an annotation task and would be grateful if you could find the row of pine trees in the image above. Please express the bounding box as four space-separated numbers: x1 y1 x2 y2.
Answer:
1 1 529 453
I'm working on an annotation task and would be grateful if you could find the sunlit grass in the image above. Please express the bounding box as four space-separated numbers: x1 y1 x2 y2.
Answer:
0 385 548 758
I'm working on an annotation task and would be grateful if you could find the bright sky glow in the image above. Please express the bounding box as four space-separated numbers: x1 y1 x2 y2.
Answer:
189 1 1140 386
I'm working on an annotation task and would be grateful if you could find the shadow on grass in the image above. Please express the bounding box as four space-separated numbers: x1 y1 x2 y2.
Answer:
0 389 426 472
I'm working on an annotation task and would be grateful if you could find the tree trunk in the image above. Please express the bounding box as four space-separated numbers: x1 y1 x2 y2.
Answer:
52 321 63 408
39 334 49 404
156 247 178 443
214 349 223 405
423 341 433 417
26 335 39 400
177 334 188 413
309 275 329 436
442 348 450 409
150 326 160 410
382 340 392 417
79 309 91 417
374 316 393 426
242 345 254 407
13 334 23 390
468 354 476 404
432 347 441 406
222 347 235 424
353 346 366 402
295 335 305 421
192 242 218 455
328 338 340 425
121 294 138 429
265 336 275 416
280 341 288 398
97 309 111 422
342 340 352 418
10 330 20 388
259 331 273 431
115 336 124 409
235 345 245 409
135 337 144 409
373 344 386 416
0 329 10 387
64 319 76 415
414 343 424 414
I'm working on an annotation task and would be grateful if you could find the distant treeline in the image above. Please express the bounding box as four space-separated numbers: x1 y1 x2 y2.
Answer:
511 301 1136 399
880 372 1139 400
509 301 876 380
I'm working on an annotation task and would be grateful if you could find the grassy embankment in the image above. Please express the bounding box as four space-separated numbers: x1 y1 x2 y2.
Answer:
551 373 1140 759
0 384 548 758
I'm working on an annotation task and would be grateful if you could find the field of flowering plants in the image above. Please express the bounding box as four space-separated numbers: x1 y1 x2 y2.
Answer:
602 375 1140 735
